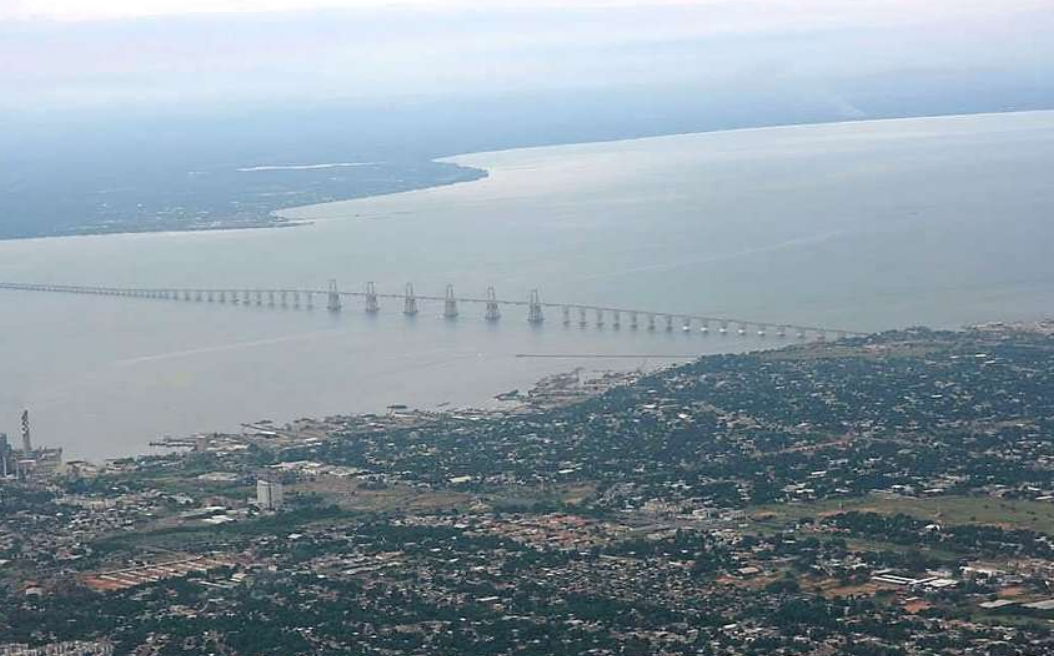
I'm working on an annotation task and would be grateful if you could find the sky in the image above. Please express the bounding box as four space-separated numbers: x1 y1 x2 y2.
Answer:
2 0 1052 114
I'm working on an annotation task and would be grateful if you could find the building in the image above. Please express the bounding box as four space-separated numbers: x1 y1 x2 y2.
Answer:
0 433 11 478
21 410 32 455
256 479 284 511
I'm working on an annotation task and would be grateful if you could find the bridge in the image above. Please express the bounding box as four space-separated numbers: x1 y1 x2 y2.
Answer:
0 281 865 340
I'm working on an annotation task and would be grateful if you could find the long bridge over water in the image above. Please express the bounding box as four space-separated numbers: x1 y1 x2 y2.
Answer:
0 281 865 341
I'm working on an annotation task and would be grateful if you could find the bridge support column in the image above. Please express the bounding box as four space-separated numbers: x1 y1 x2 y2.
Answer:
612 311 621 330
527 289 544 325
404 283 419 316
578 307 587 328
326 280 342 312
561 306 570 326
630 312 638 330
647 314 656 331
365 282 380 313
443 284 458 319
485 287 501 322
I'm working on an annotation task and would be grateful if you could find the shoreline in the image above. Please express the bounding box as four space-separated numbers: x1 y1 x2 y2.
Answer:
6 109 1051 243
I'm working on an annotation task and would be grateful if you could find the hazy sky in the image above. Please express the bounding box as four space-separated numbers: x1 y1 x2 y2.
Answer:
2 0 1051 112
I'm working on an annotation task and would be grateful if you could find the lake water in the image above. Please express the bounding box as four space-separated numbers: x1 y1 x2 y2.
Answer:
2 111 1053 460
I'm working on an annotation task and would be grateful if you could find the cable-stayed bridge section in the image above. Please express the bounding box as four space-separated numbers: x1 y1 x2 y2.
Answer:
0 281 865 341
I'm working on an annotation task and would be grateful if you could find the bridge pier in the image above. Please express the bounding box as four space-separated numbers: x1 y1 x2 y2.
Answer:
664 315 673 331
682 316 691 332
647 313 655 331
700 319 709 334
527 289 544 324
595 308 604 329
365 282 380 313
578 306 588 328
630 311 638 330
326 280 341 312
612 310 621 330
485 287 501 322
561 305 570 326
404 283 419 316
443 284 458 319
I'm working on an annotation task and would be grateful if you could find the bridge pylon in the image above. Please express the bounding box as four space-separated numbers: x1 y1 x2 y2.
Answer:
527 289 544 325
630 312 638 330
700 319 709 334
404 283 419 316
561 306 570 326
365 282 380 313
305 291 314 310
647 313 656 331
595 309 604 328
612 310 621 330
443 284 459 319
664 315 673 331
326 280 342 312
578 306 588 328
485 287 501 322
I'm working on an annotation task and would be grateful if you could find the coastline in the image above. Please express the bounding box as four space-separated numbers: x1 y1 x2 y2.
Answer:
7 109 1052 243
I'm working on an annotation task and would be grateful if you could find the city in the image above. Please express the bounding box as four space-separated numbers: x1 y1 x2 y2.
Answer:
3 323 1054 654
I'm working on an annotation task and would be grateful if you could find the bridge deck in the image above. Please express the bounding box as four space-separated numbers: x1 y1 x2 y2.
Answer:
0 282 866 338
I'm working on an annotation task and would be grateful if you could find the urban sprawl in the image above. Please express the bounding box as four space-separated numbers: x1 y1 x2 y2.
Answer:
3 323 1054 655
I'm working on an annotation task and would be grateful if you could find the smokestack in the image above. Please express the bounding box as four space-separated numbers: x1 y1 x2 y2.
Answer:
21 410 32 455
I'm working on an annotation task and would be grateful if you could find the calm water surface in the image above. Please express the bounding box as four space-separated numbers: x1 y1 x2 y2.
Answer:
2 112 1053 459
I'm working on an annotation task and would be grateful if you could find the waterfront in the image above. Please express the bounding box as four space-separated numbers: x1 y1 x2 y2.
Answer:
1 111 1052 459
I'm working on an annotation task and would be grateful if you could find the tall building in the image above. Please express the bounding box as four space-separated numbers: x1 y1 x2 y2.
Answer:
256 479 284 511
0 433 10 478
21 410 32 455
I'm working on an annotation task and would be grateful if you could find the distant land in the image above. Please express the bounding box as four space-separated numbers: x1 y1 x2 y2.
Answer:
0 158 487 240
4 78 1054 241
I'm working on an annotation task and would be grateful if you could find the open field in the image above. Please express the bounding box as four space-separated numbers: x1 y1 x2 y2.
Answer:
751 494 1054 534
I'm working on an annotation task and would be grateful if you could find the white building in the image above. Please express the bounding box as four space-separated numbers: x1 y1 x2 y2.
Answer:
256 479 284 511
